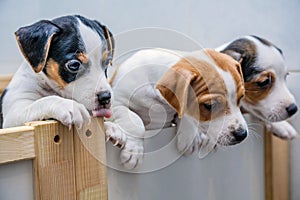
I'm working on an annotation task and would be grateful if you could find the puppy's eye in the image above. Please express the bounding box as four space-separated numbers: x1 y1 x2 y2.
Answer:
203 102 217 111
257 75 272 88
65 60 82 72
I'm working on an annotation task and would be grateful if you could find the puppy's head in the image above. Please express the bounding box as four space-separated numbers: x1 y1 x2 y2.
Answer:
15 15 115 118
220 36 298 122
156 49 248 146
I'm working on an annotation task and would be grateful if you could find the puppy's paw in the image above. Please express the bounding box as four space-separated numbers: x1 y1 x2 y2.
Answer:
177 132 209 155
267 121 298 140
51 99 90 129
120 138 143 170
104 121 127 148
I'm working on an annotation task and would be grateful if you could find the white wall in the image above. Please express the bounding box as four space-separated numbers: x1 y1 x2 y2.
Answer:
1 0 300 73
0 160 33 200
287 74 300 200
106 118 265 200
0 0 299 199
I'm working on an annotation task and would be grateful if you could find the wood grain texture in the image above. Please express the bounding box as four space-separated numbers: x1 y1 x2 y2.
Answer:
26 120 77 200
0 126 35 164
265 130 289 200
74 118 108 200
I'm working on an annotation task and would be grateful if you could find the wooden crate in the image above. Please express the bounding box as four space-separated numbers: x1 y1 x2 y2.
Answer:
0 119 108 200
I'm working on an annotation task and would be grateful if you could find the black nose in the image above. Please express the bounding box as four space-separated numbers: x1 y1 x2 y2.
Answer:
98 91 111 105
232 128 248 142
286 103 298 117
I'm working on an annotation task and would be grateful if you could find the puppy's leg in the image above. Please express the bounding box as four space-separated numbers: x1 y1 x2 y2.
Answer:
4 96 90 128
111 105 145 169
176 116 209 155
266 121 298 140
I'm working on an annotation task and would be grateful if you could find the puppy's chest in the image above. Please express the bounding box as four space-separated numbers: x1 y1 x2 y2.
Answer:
128 85 176 130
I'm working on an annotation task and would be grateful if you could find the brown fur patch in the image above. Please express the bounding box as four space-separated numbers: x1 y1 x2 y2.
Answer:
76 52 88 64
156 54 235 122
46 58 67 88
102 51 108 63
243 71 275 105
102 25 114 57
205 49 245 104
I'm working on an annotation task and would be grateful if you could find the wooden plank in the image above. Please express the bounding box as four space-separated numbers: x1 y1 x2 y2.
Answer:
0 75 12 94
0 126 35 164
265 130 289 200
272 135 289 200
265 130 273 200
26 120 77 200
74 118 108 200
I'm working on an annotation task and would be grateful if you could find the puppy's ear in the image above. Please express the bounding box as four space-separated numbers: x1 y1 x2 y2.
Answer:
222 50 243 63
156 64 197 117
15 20 61 73
101 24 115 66
234 62 244 82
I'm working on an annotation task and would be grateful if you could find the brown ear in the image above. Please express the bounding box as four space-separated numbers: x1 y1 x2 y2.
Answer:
15 20 61 73
156 64 197 117
206 49 245 82
235 62 244 82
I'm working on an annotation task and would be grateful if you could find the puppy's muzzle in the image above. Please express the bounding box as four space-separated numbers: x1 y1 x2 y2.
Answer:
98 91 111 105
232 127 248 142
286 103 298 117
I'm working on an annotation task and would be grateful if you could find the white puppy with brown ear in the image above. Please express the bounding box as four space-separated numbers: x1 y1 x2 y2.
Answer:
217 35 298 139
108 48 248 169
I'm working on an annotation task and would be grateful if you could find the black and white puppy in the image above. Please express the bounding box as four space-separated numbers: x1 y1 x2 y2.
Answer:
0 15 124 143
217 35 298 139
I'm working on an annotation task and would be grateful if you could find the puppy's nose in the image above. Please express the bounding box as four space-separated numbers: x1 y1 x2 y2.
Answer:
98 91 111 105
232 128 247 142
286 103 298 117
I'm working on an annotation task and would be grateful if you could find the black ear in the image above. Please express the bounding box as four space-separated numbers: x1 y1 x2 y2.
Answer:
101 24 115 66
15 20 61 73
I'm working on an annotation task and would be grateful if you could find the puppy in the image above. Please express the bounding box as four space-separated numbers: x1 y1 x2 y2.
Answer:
217 35 298 139
108 48 248 169
0 15 125 144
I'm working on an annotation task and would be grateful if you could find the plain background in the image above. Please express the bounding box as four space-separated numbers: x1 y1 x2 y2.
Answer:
0 0 299 199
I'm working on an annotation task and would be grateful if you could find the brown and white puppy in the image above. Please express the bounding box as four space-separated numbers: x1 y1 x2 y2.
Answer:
108 48 248 169
217 35 298 139
0 15 125 144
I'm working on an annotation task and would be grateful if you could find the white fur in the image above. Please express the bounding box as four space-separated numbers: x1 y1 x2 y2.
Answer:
2 19 124 145
243 36 296 122
217 36 298 139
109 48 247 169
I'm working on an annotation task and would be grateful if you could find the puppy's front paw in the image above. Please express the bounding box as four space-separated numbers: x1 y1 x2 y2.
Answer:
267 121 298 140
177 132 209 155
120 138 143 169
104 121 127 148
51 99 90 129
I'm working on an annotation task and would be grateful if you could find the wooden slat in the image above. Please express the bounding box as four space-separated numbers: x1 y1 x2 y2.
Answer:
0 126 35 164
0 75 12 94
26 120 77 200
74 118 108 200
265 130 289 200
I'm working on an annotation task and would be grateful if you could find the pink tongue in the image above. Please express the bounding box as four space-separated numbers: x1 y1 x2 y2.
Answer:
92 109 112 118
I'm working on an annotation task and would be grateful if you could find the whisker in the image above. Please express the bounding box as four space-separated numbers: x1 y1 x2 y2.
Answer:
249 129 263 140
